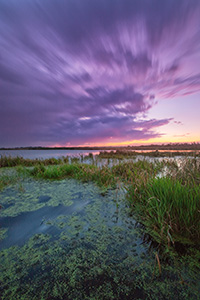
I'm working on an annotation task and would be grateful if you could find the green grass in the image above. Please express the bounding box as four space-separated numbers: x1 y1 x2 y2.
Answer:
2 155 200 247
29 163 116 189
70 157 80 164
127 176 200 245
0 155 69 168
28 160 162 190
0 174 16 190
112 160 162 181
0 169 22 191
98 150 200 159
174 157 200 185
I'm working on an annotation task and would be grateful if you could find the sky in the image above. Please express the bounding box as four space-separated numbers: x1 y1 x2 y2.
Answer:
0 0 200 147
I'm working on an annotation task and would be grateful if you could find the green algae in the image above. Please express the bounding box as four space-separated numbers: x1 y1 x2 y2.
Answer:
0 174 200 299
0 231 199 299
0 168 22 191
0 178 85 217
0 227 8 241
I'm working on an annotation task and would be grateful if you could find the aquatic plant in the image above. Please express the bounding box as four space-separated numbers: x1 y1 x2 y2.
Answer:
127 176 200 245
29 163 116 190
0 184 199 299
0 155 69 168
70 157 80 164
1 157 200 299
0 170 21 190
173 157 200 186
111 160 162 182
28 160 162 191
3 155 200 247
98 150 199 159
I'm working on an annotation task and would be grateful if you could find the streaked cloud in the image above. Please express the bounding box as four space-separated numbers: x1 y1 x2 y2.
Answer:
0 0 199 146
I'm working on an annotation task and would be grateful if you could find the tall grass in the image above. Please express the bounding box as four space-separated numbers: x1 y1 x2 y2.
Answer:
29 163 116 189
98 150 200 159
0 155 69 168
29 160 161 188
0 174 16 190
112 160 162 181
0 170 22 190
127 175 200 245
8 155 200 246
174 157 200 185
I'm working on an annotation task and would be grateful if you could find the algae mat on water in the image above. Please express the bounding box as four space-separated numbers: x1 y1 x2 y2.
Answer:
0 176 199 300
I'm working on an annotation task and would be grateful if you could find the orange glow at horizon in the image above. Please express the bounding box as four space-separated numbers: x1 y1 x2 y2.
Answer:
50 136 200 148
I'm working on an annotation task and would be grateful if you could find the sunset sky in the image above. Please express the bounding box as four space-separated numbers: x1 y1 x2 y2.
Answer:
0 0 200 147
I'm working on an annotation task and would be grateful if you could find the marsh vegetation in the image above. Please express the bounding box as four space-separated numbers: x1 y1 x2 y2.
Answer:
0 152 200 299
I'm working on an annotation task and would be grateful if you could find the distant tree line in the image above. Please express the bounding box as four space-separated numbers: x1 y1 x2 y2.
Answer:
0 142 200 151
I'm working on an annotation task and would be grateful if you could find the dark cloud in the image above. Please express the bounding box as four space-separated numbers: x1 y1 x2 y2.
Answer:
174 121 183 125
0 0 199 146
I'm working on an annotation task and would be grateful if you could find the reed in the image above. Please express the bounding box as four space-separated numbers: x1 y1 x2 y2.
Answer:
29 159 161 188
0 155 69 168
111 160 162 181
127 176 200 244
29 163 116 189
10 156 200 246
70 157 80 164
0 173 20 190
98 150 199 159
173 157 200 185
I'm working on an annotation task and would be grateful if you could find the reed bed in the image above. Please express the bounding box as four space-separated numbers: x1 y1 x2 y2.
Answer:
99 150 200 159
173 157 200 185
28 160 162 188
0 174 17 190
0 155 69 168
1 154 199 246
127 176 200 245
29 163 116 189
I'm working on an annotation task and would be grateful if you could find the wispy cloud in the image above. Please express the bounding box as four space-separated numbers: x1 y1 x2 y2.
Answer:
0 0 199 146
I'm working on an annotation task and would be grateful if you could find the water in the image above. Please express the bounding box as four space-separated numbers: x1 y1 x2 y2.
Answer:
0 176 199 299
0 149 194 171
0 149 198 160
0 149 106 159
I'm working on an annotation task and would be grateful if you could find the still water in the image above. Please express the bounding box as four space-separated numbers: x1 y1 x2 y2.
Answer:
0 149 197 160
0 149 105 159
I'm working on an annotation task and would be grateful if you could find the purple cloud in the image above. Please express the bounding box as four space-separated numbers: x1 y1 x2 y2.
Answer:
0 0 199 146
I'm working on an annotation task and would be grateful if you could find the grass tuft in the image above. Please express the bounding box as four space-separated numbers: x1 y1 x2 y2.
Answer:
127 176 200 244
0 155 69 168
2 154 199 247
